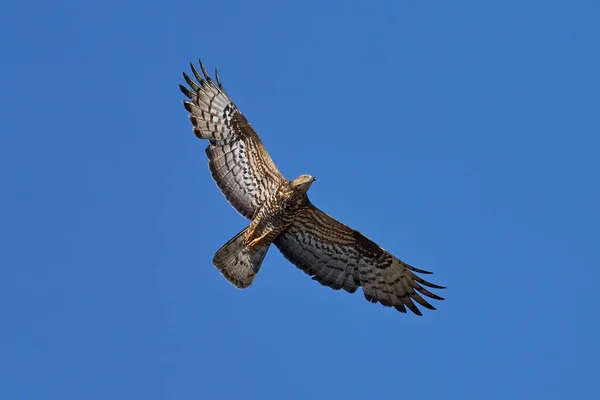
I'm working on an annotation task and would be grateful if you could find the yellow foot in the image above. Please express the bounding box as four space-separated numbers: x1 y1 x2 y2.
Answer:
246 232 268 249
243 227 256 246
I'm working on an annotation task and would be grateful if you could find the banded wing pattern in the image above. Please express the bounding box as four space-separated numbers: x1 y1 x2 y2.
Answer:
275 203 445 315
180 60 285 219
180 59 445 315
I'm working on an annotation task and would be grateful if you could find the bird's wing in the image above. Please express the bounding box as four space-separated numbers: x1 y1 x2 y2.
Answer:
180 60 286 219
274 202 445 315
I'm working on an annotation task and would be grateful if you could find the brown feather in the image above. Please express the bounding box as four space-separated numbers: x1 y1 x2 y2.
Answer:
180 60 445 315
181 61 285 218
274 202 445 315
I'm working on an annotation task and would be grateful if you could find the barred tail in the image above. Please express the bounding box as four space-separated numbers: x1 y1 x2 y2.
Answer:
212 228 269 289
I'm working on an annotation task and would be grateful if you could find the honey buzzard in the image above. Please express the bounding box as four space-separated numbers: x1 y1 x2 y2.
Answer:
180 60 444 315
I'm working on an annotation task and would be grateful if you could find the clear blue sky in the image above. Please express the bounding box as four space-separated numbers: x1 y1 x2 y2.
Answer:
2 1 599 399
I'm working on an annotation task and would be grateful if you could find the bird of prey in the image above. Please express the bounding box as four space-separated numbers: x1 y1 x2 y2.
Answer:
179 60 445 315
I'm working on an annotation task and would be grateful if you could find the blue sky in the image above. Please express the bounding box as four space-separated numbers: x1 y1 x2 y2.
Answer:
2 0 599 398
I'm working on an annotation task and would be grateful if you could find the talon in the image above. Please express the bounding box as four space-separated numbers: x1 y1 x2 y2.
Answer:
246 232 268 249
247 238 261 248
243 228 256 246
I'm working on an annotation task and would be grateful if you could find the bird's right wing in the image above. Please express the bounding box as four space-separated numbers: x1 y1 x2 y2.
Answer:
274 202 445 315
180 60 286 219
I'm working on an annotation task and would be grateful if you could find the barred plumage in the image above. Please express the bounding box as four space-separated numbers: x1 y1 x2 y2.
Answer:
180 60 445 315
180 61 284 218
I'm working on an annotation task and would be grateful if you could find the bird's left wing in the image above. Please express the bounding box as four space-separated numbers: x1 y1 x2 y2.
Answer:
274 202 445 315
180 60 286 219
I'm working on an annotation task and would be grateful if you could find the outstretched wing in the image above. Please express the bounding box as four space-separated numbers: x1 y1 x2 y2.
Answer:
180 60 285 219
274 202 445 315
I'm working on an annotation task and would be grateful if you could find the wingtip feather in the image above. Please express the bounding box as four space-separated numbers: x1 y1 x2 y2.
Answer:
179 84 193 99
199 59 213 84
190 61 204 84
183 100 193 113
215 68 225 90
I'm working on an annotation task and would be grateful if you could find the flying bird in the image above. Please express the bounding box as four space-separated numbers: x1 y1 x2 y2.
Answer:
179 60 445 315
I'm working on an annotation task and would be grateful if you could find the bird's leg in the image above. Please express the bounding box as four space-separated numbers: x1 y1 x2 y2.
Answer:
244 228 272 249
243 221 259 247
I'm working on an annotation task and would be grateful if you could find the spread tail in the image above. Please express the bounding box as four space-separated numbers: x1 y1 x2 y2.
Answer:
212 227 269 288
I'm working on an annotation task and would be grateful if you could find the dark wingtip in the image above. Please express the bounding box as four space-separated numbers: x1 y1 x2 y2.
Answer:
406 263 433 274
179 84 193 99
427 283 446 290
407 269 446 290
394 304 407 313
190 62 203 83
408 305 423 316
421 289 445 301
215 68 223 88
400 293 424 316
416 299 437 311
199 59 213 84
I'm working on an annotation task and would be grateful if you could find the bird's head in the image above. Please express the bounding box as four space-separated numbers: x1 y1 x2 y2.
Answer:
290 174 316 193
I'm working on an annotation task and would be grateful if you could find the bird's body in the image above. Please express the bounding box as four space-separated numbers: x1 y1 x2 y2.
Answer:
243 175 315 250
180 60 445 315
